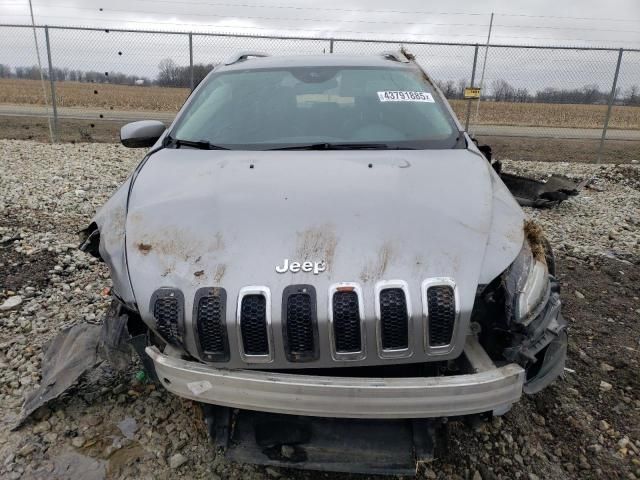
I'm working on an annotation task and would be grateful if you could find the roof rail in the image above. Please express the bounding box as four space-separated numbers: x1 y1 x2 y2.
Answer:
380 50 410 63
224 51 270 66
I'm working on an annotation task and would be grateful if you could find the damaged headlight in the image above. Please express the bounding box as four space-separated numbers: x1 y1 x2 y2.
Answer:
503 242 551 326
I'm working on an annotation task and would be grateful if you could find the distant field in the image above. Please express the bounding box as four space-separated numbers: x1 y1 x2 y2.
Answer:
448 100 639 130
0 78 190 112
1 78 639 130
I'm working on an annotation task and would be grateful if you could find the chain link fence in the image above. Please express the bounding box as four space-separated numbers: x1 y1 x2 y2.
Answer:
0 24 638 162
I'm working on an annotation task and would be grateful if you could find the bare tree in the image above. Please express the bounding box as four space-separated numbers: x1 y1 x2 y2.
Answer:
157 58 180 87
435 79 457 99
625 85 639 106
0 64 11 78
491 79 516 102
457 79 467 99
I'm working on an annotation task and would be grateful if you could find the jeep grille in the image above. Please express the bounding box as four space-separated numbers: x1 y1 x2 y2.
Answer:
332 290 362 353
195 288 228 361
427 285 456 347
152 290 183 347
283 286 318 361
240 294 269 356
379 288 409 350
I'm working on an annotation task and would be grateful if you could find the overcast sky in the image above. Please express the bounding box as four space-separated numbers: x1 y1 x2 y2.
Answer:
2 0 640 46
1 0 639 92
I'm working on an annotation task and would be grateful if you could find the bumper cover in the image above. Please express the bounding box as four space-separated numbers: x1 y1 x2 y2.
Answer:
146 337 526 419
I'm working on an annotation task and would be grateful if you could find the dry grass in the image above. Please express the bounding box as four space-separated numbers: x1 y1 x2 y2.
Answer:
0 78 189 111
1 78 639 129
524 219 547 263
450 99 640 130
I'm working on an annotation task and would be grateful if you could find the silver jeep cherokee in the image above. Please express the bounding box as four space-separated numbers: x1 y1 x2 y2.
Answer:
82 51 567 473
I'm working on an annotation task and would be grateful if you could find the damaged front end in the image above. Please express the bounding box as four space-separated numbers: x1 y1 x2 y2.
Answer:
474 221 567 395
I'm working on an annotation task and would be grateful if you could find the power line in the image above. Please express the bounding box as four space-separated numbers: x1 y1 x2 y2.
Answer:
2 0 490 17
0 13 493 38
497 12 640 24
495 24 640 34
4 13 639 46
493 34 640 44
21 4 493 28
18 4 640 33
3 0 640 24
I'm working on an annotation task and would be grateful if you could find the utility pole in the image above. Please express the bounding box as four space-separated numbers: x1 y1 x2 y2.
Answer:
597 49 624 163
28 0 54 143
471 12 494 134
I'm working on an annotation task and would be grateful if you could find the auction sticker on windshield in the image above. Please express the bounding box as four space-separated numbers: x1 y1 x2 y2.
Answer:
377 91 435 102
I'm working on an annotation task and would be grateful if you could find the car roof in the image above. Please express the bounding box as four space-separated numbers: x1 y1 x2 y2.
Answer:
217 53 417 72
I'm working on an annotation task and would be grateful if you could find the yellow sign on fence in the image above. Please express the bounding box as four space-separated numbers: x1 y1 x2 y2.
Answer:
463 87 481 99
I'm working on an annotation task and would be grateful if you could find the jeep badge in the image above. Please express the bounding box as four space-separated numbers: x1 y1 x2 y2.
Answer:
275 259 326 275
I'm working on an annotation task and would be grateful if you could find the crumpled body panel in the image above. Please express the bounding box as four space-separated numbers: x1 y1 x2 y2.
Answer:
121 148 525 368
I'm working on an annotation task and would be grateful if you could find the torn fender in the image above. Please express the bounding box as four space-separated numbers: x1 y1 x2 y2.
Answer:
79 176 137 308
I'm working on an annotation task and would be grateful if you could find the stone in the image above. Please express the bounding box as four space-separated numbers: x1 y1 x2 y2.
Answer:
169 453 188 469
32 420 51 433
600 381 613 392
17 443 35 457
0 296 22 311
532 413 546 426
588 444 603 454
575 290 585 299
280 445 295 459
71 436 85 448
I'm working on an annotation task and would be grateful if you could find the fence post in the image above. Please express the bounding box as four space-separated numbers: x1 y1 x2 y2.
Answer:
597 48 623 163
329 38 334 53
44 25 58 142
465 44 479 132
189 32 194 91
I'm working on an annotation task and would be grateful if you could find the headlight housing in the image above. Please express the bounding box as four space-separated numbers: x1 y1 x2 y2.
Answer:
503 241 551 326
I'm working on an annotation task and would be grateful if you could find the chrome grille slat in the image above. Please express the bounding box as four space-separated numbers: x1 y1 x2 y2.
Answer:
194 287 228 362
422 278 459 354
285 294 314 353
240 294 269 356
332 291 361 353
379 288 409 350
151 289 183 347
427 286 456 347
282 285 318 362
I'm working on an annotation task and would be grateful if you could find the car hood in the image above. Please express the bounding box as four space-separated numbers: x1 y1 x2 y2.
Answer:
123 148 524 362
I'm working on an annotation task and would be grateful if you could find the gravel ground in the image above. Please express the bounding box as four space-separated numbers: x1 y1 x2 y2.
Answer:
0 139 639 480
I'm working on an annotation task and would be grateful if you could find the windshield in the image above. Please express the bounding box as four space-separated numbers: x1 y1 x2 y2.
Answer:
170 65 460 150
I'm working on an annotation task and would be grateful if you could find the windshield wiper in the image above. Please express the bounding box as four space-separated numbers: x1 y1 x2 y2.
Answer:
268 142 411 151
164 135 229 150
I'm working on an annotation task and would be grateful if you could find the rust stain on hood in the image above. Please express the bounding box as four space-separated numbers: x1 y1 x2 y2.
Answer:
133 227 225 262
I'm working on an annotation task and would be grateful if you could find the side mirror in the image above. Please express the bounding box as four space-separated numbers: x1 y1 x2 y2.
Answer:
120 120 166 148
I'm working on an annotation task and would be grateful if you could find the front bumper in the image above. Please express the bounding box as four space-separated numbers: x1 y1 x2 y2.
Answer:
146 336 525 419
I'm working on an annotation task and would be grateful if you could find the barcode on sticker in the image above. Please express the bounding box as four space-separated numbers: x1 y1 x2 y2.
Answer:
377 91 434 102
